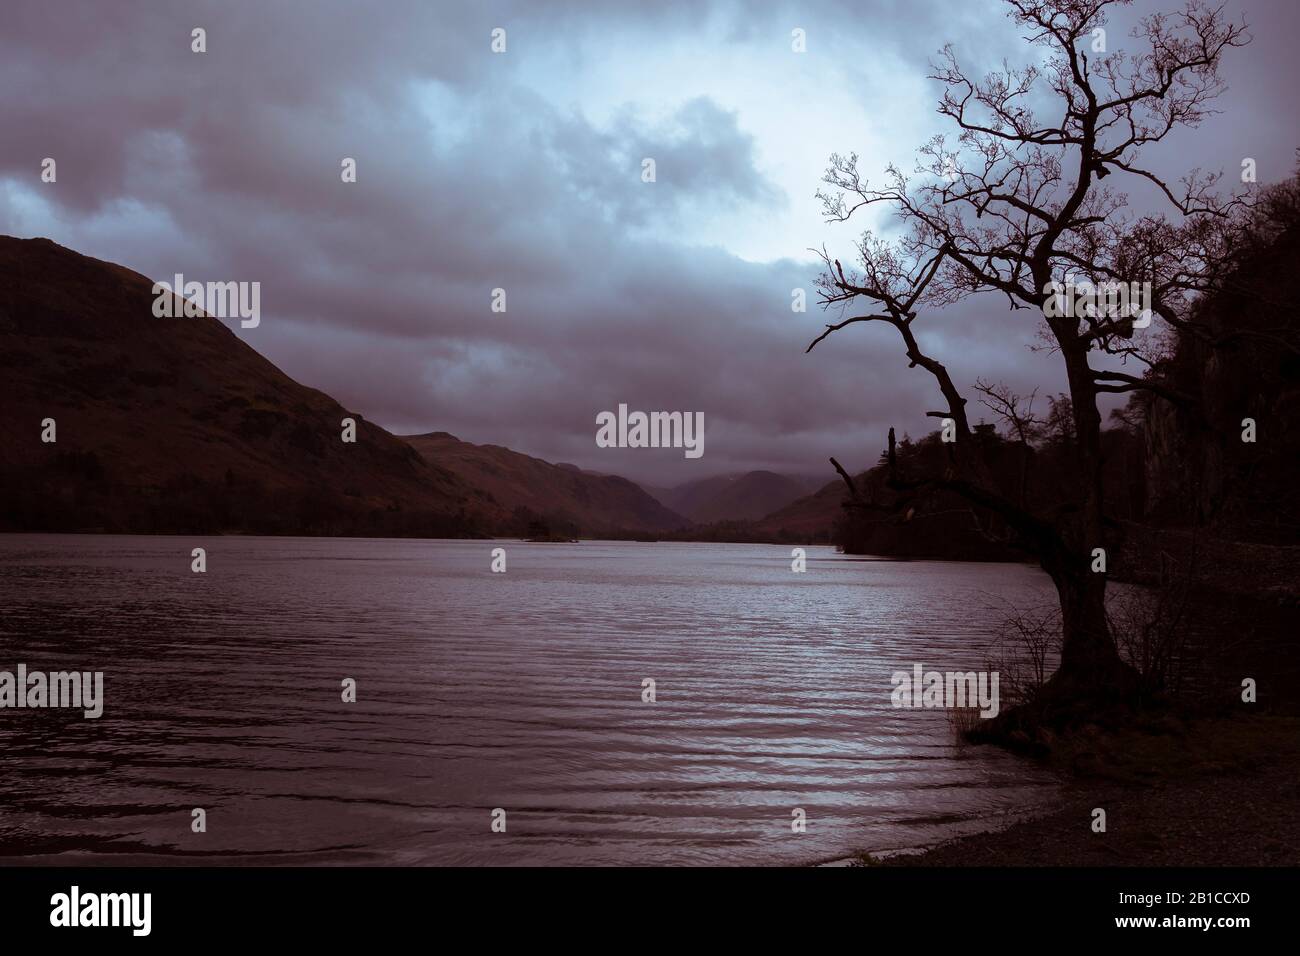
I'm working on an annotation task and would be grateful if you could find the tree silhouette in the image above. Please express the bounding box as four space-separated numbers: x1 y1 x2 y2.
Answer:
809 0 1253 713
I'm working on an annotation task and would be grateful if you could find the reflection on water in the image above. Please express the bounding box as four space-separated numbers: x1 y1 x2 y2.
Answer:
0 535 1061 865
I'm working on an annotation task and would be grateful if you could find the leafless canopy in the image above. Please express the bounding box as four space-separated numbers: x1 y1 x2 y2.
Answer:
807 0 1256 688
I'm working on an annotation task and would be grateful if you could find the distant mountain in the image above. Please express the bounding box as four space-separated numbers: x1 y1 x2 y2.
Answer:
652 471 845 544
0 236 498 535
653 470 812 523
750 475 845 538
650 474 732 517
404 432 688 536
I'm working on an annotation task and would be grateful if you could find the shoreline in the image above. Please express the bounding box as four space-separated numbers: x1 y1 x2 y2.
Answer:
854 715 1300 867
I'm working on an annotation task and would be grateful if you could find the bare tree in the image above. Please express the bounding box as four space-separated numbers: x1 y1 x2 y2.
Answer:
808 0 1251 710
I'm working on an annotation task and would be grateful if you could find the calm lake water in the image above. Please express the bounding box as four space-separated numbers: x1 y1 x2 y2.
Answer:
0 535 1062 865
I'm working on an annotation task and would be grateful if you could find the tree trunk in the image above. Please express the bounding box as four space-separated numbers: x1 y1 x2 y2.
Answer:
1047 327 1140 698
1051 568 1134 695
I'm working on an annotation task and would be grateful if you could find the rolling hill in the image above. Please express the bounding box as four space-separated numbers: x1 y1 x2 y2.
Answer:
403 432 687 536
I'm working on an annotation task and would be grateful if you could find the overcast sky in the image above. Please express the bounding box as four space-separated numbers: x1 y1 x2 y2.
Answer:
3 0 1296 485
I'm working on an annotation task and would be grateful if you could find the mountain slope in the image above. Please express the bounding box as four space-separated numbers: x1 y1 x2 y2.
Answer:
653 474 733 517
692 470 809 523
750 476 845 538
655 470 811 523
403 432 687 535
0 236 500 535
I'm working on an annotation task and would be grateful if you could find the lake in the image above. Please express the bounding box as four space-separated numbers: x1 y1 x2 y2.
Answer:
0 535 1061 865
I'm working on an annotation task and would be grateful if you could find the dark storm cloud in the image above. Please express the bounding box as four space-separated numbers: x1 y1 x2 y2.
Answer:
1 0 1296 486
